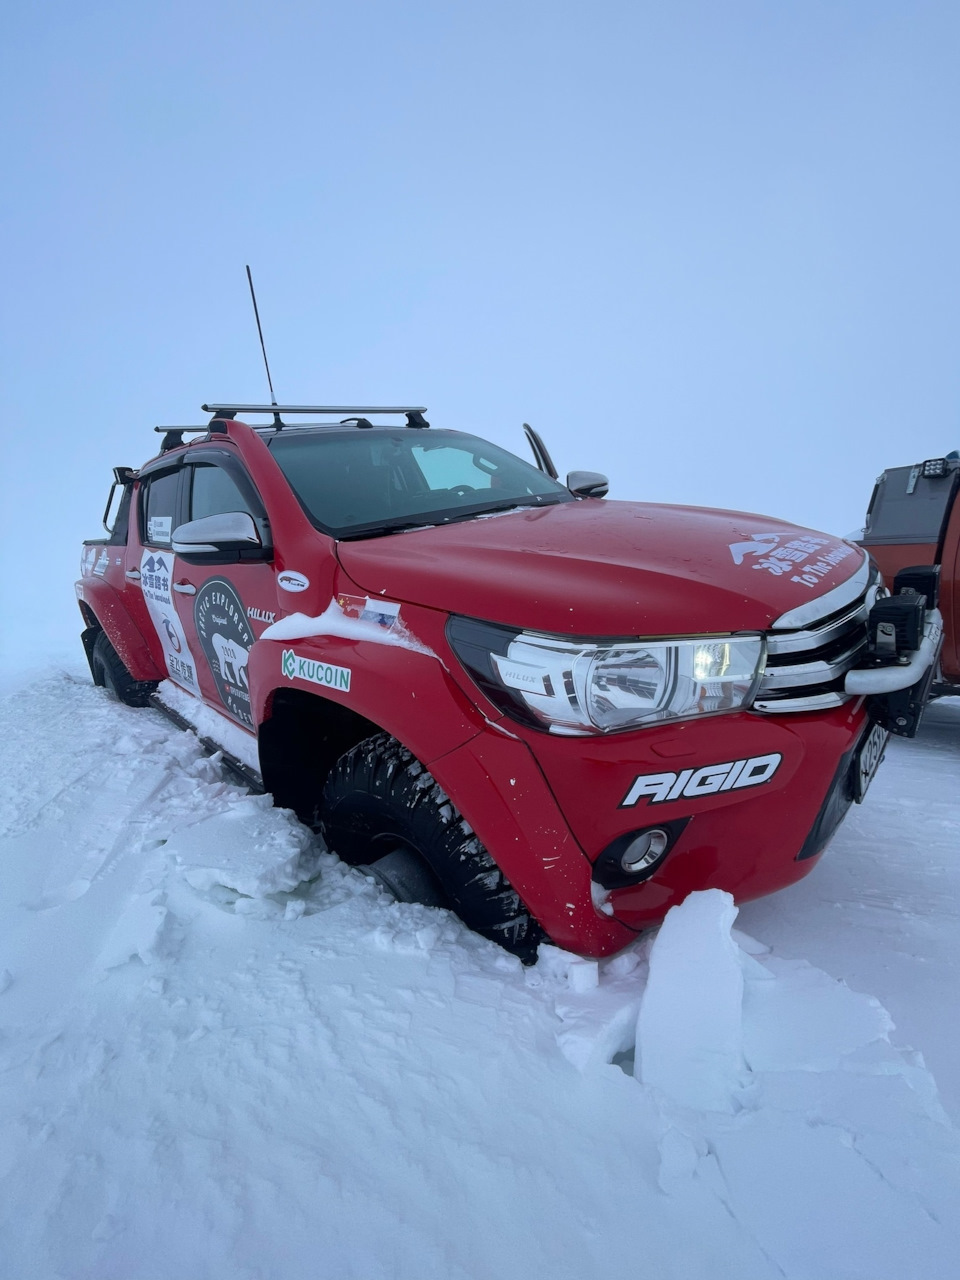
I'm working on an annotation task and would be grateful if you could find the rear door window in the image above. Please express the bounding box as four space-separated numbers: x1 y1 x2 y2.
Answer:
141 471 181 547
106 485 133 546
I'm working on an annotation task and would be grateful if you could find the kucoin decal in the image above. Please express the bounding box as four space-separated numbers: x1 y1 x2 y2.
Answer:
281 649 351 693
139 550 201 694
620 753 783 807
278 571 310 593
194 579 255 727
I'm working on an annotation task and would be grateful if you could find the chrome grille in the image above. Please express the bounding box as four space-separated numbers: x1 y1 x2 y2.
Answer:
753 558 880 714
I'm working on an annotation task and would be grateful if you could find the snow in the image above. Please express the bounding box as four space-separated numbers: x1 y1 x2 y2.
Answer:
2 669 960 1278
636 888 746 1111
156 678 262 774
262 598 436 655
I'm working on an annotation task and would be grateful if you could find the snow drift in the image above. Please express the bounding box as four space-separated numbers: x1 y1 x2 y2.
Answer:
1 673 959 1279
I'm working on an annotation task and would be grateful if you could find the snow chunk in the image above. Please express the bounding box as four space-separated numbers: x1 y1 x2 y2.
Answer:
635 889 746 1112
742 953 894 1072
657 1127 706 1194
98 893 180 969
262 600 435 656
548 943 649 1073
534 943 598 990
166 796 316 898
556 984 643 1073
731 927 770 956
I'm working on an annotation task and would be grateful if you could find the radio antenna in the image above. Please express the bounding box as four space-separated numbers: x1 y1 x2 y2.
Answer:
245 265 283 429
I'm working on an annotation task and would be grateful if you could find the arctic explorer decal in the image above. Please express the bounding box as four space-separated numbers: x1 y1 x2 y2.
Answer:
194 579 255 727
139 550 200 694
620 753 783 807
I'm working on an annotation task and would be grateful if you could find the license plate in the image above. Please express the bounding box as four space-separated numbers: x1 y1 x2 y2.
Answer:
854 721 889 802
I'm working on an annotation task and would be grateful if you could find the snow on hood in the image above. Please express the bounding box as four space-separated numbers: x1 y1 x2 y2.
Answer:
337 500 865 636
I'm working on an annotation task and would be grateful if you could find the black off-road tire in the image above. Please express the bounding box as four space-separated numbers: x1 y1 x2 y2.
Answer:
90 630 158 708
321 732 547 963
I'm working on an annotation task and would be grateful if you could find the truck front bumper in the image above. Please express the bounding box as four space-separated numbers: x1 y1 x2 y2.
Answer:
430 698 876 957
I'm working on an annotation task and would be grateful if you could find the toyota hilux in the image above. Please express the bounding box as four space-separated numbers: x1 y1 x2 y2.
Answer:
76 404 942 960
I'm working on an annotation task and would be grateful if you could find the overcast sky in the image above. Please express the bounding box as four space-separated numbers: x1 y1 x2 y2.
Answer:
3 1 959 661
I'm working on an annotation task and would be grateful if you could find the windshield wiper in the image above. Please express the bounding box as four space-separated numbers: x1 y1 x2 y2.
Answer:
338 519 439 541
442 496 568 524
337 495 569 540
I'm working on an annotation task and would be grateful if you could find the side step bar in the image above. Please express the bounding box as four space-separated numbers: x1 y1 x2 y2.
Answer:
149 694 265 794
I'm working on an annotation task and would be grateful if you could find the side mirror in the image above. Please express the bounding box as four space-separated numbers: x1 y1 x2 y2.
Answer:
566 470 609 499
172 511 265 555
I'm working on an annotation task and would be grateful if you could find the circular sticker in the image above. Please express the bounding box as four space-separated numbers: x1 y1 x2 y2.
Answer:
278 570 310 593
194 579 255 727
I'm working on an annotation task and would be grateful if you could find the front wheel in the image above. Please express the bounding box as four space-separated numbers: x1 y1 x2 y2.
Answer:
320 733 546 962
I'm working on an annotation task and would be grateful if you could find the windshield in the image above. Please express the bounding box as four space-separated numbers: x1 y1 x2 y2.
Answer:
268 429 574 538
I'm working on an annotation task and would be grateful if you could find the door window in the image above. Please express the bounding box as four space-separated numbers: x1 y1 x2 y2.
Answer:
189 464 257 521
142 471 180 547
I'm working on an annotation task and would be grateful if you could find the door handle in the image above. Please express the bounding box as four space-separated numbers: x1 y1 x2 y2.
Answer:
173 582 196 595
125 569 141 580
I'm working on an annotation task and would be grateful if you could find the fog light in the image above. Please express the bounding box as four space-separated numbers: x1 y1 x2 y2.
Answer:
592 819 688 891
620 828 669 873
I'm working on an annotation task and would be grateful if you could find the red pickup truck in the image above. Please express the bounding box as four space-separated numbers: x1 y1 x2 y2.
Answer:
76 404 941 960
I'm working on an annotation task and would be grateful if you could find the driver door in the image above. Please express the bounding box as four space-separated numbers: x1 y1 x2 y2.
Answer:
171 451 278 731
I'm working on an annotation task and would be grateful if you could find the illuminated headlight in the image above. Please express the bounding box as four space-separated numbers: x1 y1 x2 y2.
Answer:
447 616 764 734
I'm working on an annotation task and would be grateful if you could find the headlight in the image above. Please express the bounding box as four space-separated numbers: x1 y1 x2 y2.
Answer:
447 616 764 734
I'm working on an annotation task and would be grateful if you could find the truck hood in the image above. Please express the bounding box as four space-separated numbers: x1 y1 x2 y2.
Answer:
336 500 866 636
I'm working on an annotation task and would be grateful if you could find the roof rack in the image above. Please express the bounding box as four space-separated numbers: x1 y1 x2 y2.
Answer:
202 403 427 416
200 403 430 430
152 405 431 453
154 425 213 452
